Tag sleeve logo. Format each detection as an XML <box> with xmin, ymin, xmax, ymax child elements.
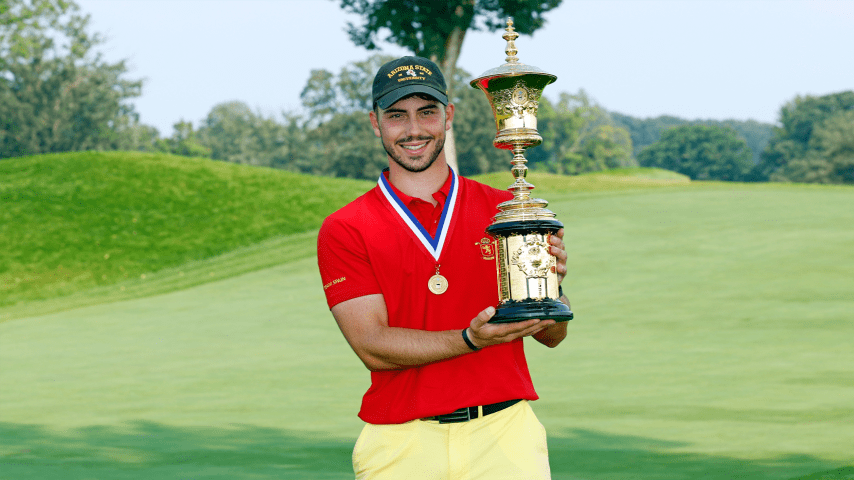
<box><xmin>323</xmin><ymin>276</ymin><xmax>346</xmax><ymax>290</ymax></box>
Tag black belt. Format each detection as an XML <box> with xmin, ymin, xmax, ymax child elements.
<box><xmin>421</xmin><ymin>399</ymin><xmax>522</xmax><ymax>424</ymax></box>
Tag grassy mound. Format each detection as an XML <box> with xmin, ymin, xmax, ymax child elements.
<box><xmin>0</xmin><ymin>151</ymin><xmax>371</xmax><ymax>309</ymax></box>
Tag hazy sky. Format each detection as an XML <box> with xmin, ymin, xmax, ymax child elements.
<box><xmin>78</xmin><ymin>0</ymin><xmax>854</xmax><ymax>135</ymax></box>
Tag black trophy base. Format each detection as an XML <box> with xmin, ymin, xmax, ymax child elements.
<box><xmin>489</xmin><ymin>298</ymin><xmax>574</xmax><ymax>324</ymax></box>
<box><xmin>486</xmin><ymin>219</ymin><xmax>564</xmax><ymax>237</ymax></box>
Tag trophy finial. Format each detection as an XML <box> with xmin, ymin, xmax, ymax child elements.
<box><xmin>503</xmin><ymin>18</ymin><xmax>519</xmax><ymax>64</ymax></box>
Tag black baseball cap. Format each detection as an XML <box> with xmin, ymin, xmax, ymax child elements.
<box><xmin>372</xmin><ymin>56</ymin><xmax>448</xmax><ymax>110</ymax></box>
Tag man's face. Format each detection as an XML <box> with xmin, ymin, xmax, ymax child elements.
<box><xmin>370</xmin><ymin>95</ymin><xmax>455</xmax><ymax>173</ymax></box>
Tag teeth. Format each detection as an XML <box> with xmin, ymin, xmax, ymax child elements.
<box><xmin>402</xmin><ymin>142</ymin><xmax>427</xmax><ymax>151</ymax></box>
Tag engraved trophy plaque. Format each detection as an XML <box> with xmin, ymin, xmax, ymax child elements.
<box><xmin>471</xmin><ymin>19</ymin><xmax>573</xmax><ymax>324</ymax></box>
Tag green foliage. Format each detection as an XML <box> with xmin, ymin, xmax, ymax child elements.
<box><xmin>611</xmin><ymin>112</ymin><xmax>774</xmax><ymax>165</ymax></box>
<box><xmin>155</xmin><ymin>120</ymin><xmax>211</xmax><ymax>158</ymax></box>
<box><xmin>529</xmin><ymin>90</ymin><xmax>636</xmax><ymax>175</ymax></box>
<box><xmin>185</xmin><ymin>101</ymin><xmax>310</xmax><ymax>171</ymax></box>
<box><xmin>576</xmin><ymin>124</ymin><xmax>634</xmax><ymax>170</ymax></box>
<box><xmin>300</xmin><ymin>54</ymin><xmax>393</xmax><ymax>124</ymax></box>
<box><xmin>0</xmin><ymin>151</ymin><xmax>371</xmax><ymax>308</ymax></box>
<box><xmin>304</xmin><ymin>111</ymin><xmax>388</xmax><ymax>179</ymax></box>
<box><xmin>0</xmin><ymin>0</ymin><xmax>143</xmax><ymax>158</ymax></box>
<box><xmin>112</xmin><ymin>118</ymin><xmax>161</xmax><ymax>152</ymax></box>
<box><xmin>757</xmin><ymin>91</ymin><xmax>854</xmax><ymax>183</ymax></box>
<box><xmin>637</xmin><ymin>125</ymin><xmax>753</xmax><ymax>181</ymax></box>
<box><xmin>340</xmin><ymin>0</ymin><xmax>562</xmax><ymax>65</ymax></box>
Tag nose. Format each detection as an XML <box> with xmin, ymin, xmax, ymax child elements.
<box><xmin>404</xmin><ymin>114</ymin><xmax>425</xmax><ymax>138</ymax></box>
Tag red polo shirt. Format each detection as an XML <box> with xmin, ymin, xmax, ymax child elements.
<box><xmin>317</xmin><ymin>167</ymin><xmax>537</xmax><ymax>425</ymax></box>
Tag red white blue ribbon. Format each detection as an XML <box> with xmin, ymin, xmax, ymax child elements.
<box><xmin>377</xmin><ymin>168</ymin><xmax>458</xmax><ymax>262</ymax></box>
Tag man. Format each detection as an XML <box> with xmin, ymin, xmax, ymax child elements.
<box><xmin>317</xmin><ymin>56</ymin><xmax>571</xmax><ymax>480</ymax></box>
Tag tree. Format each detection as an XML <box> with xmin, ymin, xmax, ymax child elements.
<box><xmin>0</xmin><ymin>0</ymin><xmax>143</xmax><ymax>158</ymax></box>
<box><xmin>611</xmin><ymin>112</ymin><xmax>774</xmax><ymax>165</ymax></box>
<box><xmin>155</xmin><ymin>121</ymin><xmax>211</xmax><ymax>158</ymax></box>
<box><xmin>305</xmin><ymin>111</ymin><xmax>388</xmax><ymax>178</ymax></box>
<box><xmin>300</xmin><ymin>54</ymin><xmax>394</xmax><ymax>126</ymax></box>
<box><xmin>198</xmin><ymin>101</ymin><xmax>260</xmax><ymax>164</ymax></box>
<box><xmin>577</xmin><ymin>124</ymin><xmax>634</xmax><ymax>170</ymax></box>
<box><xmin>772</xmin><ymin>110</ymin><xmax>854</xmax><ymax>184</ymax></box>
<box><xmin>193</xmin><ymin>101</ymin><xmax>311</xmax><ymax>171</ymax></box>
<box><xmin>528</xmin><ymin>90</ymin><xmax>635</xmax><ymax>175</ymax></box>
<box><xmin>637</xmin><ymin>125</ymin><xmax>753</xmax><ymax>181</ymax></box>
<box><xmin>754</xmin><ymin>91</ymin><xmax>854</xmax><ymax>181</ymax></box>
<box><xmin>339</xmin><ymin>0</ymin><xmax>563</xmax><ymax>169</ymax></box>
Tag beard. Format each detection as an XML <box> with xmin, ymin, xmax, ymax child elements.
<box><xmin>381</xmin><ymin>134</ymin><xmax>446</xmax><ymax>173</ymax></box>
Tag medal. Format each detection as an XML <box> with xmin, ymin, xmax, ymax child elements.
<box><xmin>428</xmin><ymin>265</ymin><xmax>448</xmax><ymax>295</ymax></box>
<box><xmin>376</xmin><ymin>170</ymin><xmax>458</xmax><ymax>296</ymax></box>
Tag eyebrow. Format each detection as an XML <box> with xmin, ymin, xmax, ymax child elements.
<box><xmin>383</xmin><ymin>104</ymin><xmax>440</xmax><ymax>115</ymax></box>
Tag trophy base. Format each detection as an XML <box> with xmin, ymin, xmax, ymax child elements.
<box><xmin>489</xmin><ymin>298</ymin><xmax>573</xmax><ymax>324</ymax></box>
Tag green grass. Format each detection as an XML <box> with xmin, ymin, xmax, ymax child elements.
<box><xmin>2</xmin><ymin>155</ymin><xmax>853</xmax><ymax>478</ymax></box>
<box><xmin>0</xmin><ymin>151</ymin><xmax>371</xmax><ymax>309</ymax></box>
<box><xmin>0</xmin><ymin>230</ymin><xmax>318</xmax><ymax>322</ymax></box>
<box><xmin>474</xmin><ymin>166</ymin><xmax>691</xmax><ymax>195</ymax></box>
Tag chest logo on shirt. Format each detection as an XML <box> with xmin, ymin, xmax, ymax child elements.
<box><xmin>476</xmin><ymin>237</ymin><xmax>496</xmax><ymax>260</ymax></box>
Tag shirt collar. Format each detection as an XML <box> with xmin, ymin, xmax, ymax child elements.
<box><xmin>381</xmin><ymin>167</ymin><xmax>452</xmax><ymax>207</ymax></box>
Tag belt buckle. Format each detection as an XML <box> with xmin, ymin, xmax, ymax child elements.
<box><xmin>437</xmin><ymin>406</ymin><xmax>476</xmax><ymax>424</ymax></box>
<box><xmin>464</xmin><ymin>406</ymin><xmax>474</xmax><ymax>422</ymax></box>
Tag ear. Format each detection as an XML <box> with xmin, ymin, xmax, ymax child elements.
<box><xmin>444</xmin><ymin>103</ymin><xmax>455</xmax><ymax>131</ymax></box>
<box><xmin>369</xmin><ymin>110</ymin><xmax>382</xmax><ymax>138</ymax></box>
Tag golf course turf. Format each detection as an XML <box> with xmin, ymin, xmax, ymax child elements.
<box><xmin>1</xmin><ymin>153</ymin><xmax>852</xmax><ymax>479</ymax></box>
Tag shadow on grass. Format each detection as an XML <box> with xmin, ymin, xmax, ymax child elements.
<box><xmin>546</xmin><ymin>428</ymin><xmax>851</xmax><ymax>480</ymax></box>
<box><xmin>0</xmin><ymin>421</ymin><xmax>353</xmax><ymax>480</ymax></box>
<box><xmin>1</xmin><ymin>422</ymin><xmax>850</xmax><ymax>479</ymax></box>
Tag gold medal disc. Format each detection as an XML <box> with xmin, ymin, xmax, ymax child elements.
<box><xmin>428</xmin><ymin>274</ymin><xmax>449</xmax><ymax>295</ymax></box>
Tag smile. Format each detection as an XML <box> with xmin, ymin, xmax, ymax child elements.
<box><xmin>401</xmin><ymin>142</ymin><xmax>428</xmax><ymax>151</ymax></box>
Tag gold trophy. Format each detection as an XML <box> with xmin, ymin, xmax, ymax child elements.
<box><xmin>471</xmin><ymin>19</ymin><xmax>573</xmax><ymax>324</ymax></box>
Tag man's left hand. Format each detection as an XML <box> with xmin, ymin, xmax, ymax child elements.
<box><xmin>532</xmin><ymin>228</ymin><xmax>570</xmax><ymax>348</ymax></box>
<box><xmin>549</xmin><ymin>228</ymin><xmax>568</xmax><ymax>285</ymax></box>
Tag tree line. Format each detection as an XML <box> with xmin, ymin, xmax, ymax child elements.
<box><xmin>2</xmin><ymin>0</ymin><xmax>852</xmax><ymax>184</ymax></box>
<box><xmin>147</xmin><ymin>54</ymin><xmax>641</xmax><ymax>179</ymax></box>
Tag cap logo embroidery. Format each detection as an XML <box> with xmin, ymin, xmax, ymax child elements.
<box><xmin>373</xmin><ymin>57</ymin><xmax>447</xmax><ymax>108</ymax></box>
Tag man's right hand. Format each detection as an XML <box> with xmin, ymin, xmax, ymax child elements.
<box><xmin>466</xmin><ymin>306</ymin><xmax>555</xmax><ymax>349</ymax></box>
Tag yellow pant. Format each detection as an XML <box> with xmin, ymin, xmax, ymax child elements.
<box><xmin>352</xmin><ymin>400</ymin><xmax>550</xmax><ymax>480</ymax></box>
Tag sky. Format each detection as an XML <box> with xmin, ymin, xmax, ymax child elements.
<box><xmin>77</xmin><ymin>0</ymin><xmax>854</xmax><ymax>135</ymax></box>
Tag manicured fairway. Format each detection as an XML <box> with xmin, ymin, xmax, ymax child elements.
<box><xmin>2</xmin><ymin>182</ymin><xmax>853</xmax><ymax>479</ymax></box>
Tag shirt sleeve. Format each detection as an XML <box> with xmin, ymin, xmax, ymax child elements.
<box><xmin>317</xmin><ymin>215</ymin><xmax>382</xmax><ymax>309</ymax></box>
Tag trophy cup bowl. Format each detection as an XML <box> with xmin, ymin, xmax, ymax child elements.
<box><xmin>471</xmin><ymin>19</ymin><xmax>573</xmax><ymax>324</ymax></box>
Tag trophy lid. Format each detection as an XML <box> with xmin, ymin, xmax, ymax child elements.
<box><xmin>471</xmin><ymin>18</ymin><xmax>557</xmax><ymax>89</ymax></box>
